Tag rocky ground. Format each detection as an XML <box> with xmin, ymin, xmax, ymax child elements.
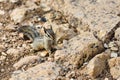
<box><xmin>0</xmin><ymin>0</ymin><xmax>120</xmax><ymax>80</ymax></box>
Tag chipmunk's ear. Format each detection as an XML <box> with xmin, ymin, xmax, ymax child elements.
<box><xmin>43</xmin><ymin>27</ymin><xmax>47</xmax><ymax>33</ymax></box>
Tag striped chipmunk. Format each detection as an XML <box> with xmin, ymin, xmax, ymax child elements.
<box><xmin>18</xmin><ymin>25</ymin><xmax>56</xmax><ymax>54</ymax></box>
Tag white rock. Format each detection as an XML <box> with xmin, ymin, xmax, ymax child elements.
<box><xmin>1</xmin><ymin>52</ymin><xmax>7</xmax><ymax>56</ymax></box>
<box><xmin>10</xmin><ymin>7</ymin><xmax>27</xmax><ymax>23</ymax></box>
<box><xmin>10</xmin><ymin>0</ymin><xmax>19</xmax><ymax>3</ymax></box>
<box><xmin>39</xmin><ymin>51</ymin><xmax>48</xmax><ymax>57</ymax></box>
<box><xmin>0</xmin><ymin>10</ymin><xmax>5</xmax><ymax>15</ymax></box>
<box><xmin>1</xmin><ymin>68</ymin><xmax>5</xmax><ymax>72</ymax></box>
<box><xmin>0</xmin><ymin>0</ymin><xmax>7</xmax><ymax>2</ymax></box>
<box><xmin>104</xmin><ymin>78</ymin><xmax>109</xmax><ymax>80</ymax></box>
<box><xmin>40</xmin><ymin>3</ymin><xmax>51</xmax><ymax>11</ymax></box>
<box><xmin>10</xmin><ymin>62</ymin><xmax>61</xmax><ymax>80</ymax></box>
<box><xmin>104</xmin><ymin>43</ymin><xmax>108</xmax><ymax>48</ymax></box>
<box><xmin>111</xmin><ymin>52</ymin><xmax>118</xmax><ymax>58</ymax></box>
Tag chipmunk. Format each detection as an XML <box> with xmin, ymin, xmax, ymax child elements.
<box><xmin>18</xmin><ymin>25</ymin><xmax>56</xmax><ymax>54</ymax></box>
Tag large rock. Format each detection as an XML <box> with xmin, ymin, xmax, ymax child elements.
<box><xmin>10</xmin><ymin>62</ymin><xmax>61</xmax><ymax>80</ymax></box>
<box><xmin>54</xmin><ymin>32</ymin><xmax>104</xmax><ymax>68</ymax></box>
<box><xmin>108</xmin><ymin>57</ymin><xmax>120</xmax><ymax>79</ymax></box>
<box><xmin>52</xmin><ymin>0</ymin><xmax>120</xmax><ymax>39</ymax></box>
<box><xmin>80</xmin><ymin>53</ymin><xmax>110</xmax><ymax>78</ymax></box>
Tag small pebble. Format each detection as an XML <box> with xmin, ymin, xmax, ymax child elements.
<box><xmin>0</xmin><ymin>10</ymin><xmax>5</xmax><ymax>15</ymax></box>
<box><xmin>104</xmin><ymin>78</ymin><xmax>109</xmax><ymax>80</ymax></box>
<box><xmin>12</xmin><ymin>70</ymin><xmax>22</xmax><ymax>75</ymax></box>
<box><xmin>39</xmin><ymin>51</ymin><xmax>48</xmax><ymax>57</ymax></box>
<box><xmin>108</xmin><ymin>42</ymin><xmax>115</xmax><ymax>48</ymax></box>
<box><xmin>70</xmin><ymin>78</ymin><xmax>75</xmax><ymax>80</ymax></box>
<box><xmin>110</xmin><ymin>47</ymin><xmax>118</xmax><ymax>51</ymax></box>
<box><xmin>1</xmin><ymin>52</ymin><xmax>7</xmax><ymax>56</ymax></box>
<box><xmin>10</xmin><ymin>0</ymin><xmax>19</xmax><ymax>3</ymax></box>
<box><xmin>1</xmin><ymin>68</ymin><xmax>5</xmax><ymax>72</ymax></box>
<box><xmin>104</xmin><ymin>43</ymin><xmax>108</xmax><ymax>48</ymax></box>
<box><xmin>0</xmin><ymin>56</ymin><xmax>6</xmax><ymax>60</ymax></box>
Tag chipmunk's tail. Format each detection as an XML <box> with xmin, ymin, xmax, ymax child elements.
<box><xmin>18</xmin><ymin>25</ymin><xmax>40</xmax><ymax>41</ymax></box>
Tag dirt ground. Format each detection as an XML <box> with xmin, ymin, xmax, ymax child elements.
<box><xmin>0</xmin><ymin>0</ymin><xmax>120</xmax><ymax>80</ymax></box>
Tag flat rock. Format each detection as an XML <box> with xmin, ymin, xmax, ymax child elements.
<box><xmin>10</xmin><ymin>62</ymin><xmax>61</xmax><ymax>80</ymax></box>
<box><xmin>108</xmin><ymin>57</ymin><xmax>120</xmax><ymax>79</ymax></box>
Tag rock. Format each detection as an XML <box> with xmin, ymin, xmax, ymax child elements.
<box><xmin>54</xmin><ymin>32</ymin><xmax>104</xmax><ymax>68</ymax></box>
<box><xmin>104</xmin><ymin>78</ymin><xmax>109</xmax><ymax>80</ymax></box>
<box><xmin>52</xmin><ymin>0</ymin><xmax>120</xmax><ymax>40</ymax></box>
<box><xmin>0</xmin><ymin>0</ymin><xmax>7</xmax><ymax>2</ymax></box>
<box><xmin>0</xmin><ymin>10</ymin><xmax>5</xmax><ymax>15</ymax></box>
<box><xmin>108</xmin><ymin>57</ymin><xmax>120</xmax><ymax>79</ymax></box>
<box><xmin>80</xmin><ymin>53</ymin><xmax>110</xmax><ymax>78</ymax></box>
<box><xmin>13</xmin><ymin>56</ymin><xmax>40</xmax><ymax>70</ymax></box>
<box><xmin>38</xmin><ymin>51</ymin><xmax>48</xmax><ymax>57</ymax></box>
<box><xmin>5</xmin><ymin>24</ymin><xmax>16</xmax><ymax>31</ymax></box>
<box><xmin>10</xmin><ymin>7</ymin><xmax>27</xmax><ymax>23</ymax></box>
<box><xmin>10</xmin><ymin>62</ymin><xmax>61</xmax><ymax>80</ymax></box>
<box><xmin>1</xmin><ymin>52</ymin><xmax>7</xmax><ymax>56</ymax></box>
<box><xmin>40</xmin><ymin>0</ymin><xmax>51</xmax><ymax>12</ymax></box>
<box><xmin>1</xmin><ymin>68</ymin><xmax>5</xmax><ymax>72</ymax></box>
<box><xmin>117</xmin><ymin>77</ymin><xmax>120</xmax><ymax>80</ymax></box>
<box><xmin>110</xmin><ymin>52</ymin><xmax>118</xmax><ymax>58</ymax></box>
<box><xmin>104</xmin><ymin>43</ymin><xmax>109</xmax><ymax>48</ymax></box>
<box><xmin>108</xmin><ymin>41</ymin><xmax>118</xmax><ymax>51</ymax></box>
<box><xmin>0</xmin><ymin>55</ymin><xmax>6</xmax><ymax>61</ymax></box>
<box><xmin>1</xmin><ymin>35</ymin><xmax>7</xmax><ymax>41</ymax></box>
<box><xmin>10</xmin><ymin>0</ymin><xmax>19</xmax><ymax>3</ymax></box>
<box><xmin>55</xmin><ymin>24</ymin><xmax>77</xmax><ymax>43</ymax></box>
<box><xmin>110</xmin><ymin>47</ymin><xmax>118</xmax><ymax>51</ymax></box>
<box><xmin>6</xmin><ymin>48</ymin><xmax>25</xmax><ymax>58</ymax></box>
<box><xmin>54</xmin><ymin>50</ymin><xmax>66</xmax><ymax>61</ymax></box>
<box><xmin>25</xmin><ymin>0</ymin><xmax>38</xmax><ymax>10</ymax></box>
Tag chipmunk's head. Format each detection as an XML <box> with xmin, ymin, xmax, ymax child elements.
<box><xmin>43</xmin><ymin>25</ymin><xmax>55</xmax><ymax>40</ymax></box>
